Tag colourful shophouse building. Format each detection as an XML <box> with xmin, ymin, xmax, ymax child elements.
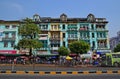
<box><xmin>0</xmin><ymin>20</ymin><xmax>19</xmax><ymax>55</ymax></box>
<box><xmin>0</xmin><ymin>13</ymin><xmax>111</xmax><ymax>56</ymax></box>
<box><xmin>33</xmin><ymin>13</ymin><xmax>111</xmax><ymax>55</ymax></box>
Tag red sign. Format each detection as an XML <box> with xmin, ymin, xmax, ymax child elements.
<box><xmin>0</xmin><ymin>50</ymin><xmax>17</xmax><ymax>54</ymax></box>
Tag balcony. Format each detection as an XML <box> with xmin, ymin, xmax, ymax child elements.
<box><xmin>52</xmin><ymin>47</ymin><xmax>58</xmax><ymax>50</ymax></box>
<box><xmin>3</xmin><ymin>29</ymin><xmax>17</xmax><ymax>32</ymax></box>
<box><xmin>41</xmin><ymin>29</ymin><xmax>48</xmax><ymax>31</ymax></box>
<box><xmin>68</xmin><ymin>37</ymin><xmax>78</xmax><ymax>40</ymax></box>
<box><xmin>50</xmin><ymin>37</ymin><xmax>60</xmax><ymax>40</ymax></box>
<box><xmin>50</xmin><ymin>29</ymin><xmax>60</xmax><ymax>31</ymax></box>
<box><xmin>38</xmin><ymin>34</ymin><xmax>48</xmax><ymax>40</ymax></box>
<box><xmin>96</xmin><ymin>29</ymin><xmax>108</xmax><ymax>32</ymax></box>
<box><xmin>39</xmin><ymin>48</ymin><xmax>48</xmax><ymax>50</ymax></box>
<box><xmin>39</xmin><ymin>37</ymin><xmax>48</xmax><ymax>40</ymax></box>
<box><xmin>2</xmin><ymin>37</ymin><xmax>16</xmax><ymax>41</ymax></box>
<box><xmin>97</xmin><ymin>37</ymin><xmax>107</xmax><ymax>40</ymax></box>
<box><xmin>67</xmin><ymin>29</ymin><xmax>77</xmax><ymax>31</ymax></box>
<box><xmin>80</xmin><ymin>37</ymin><xmax>90</xmax><ymax>40</ymax></box>
<box><xmin>97</xmin><ymin>47</ymin><xmax>108</xmax><ymax>50</ymax></box>
<box><xmin>50</xmin><ymin>41</ymin><xmax>60</xmax><ymax>44</ymax></box>
<box><xmin>79</xmin><ymin>28</ymin><xmax>89</xmax><ymax>31</ymax></box>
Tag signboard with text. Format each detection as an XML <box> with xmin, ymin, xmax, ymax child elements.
<box><xmin>0</xmin><ymin>50</ymin><xmax>17</xmax><ymax>54</ymax></box>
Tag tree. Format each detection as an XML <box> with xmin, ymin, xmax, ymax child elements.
<box><xmin>58</xmin><ymin>46</ymin><xmax>70</xmax><ymax>56</ymax></box>
<box><xmin>15</xmin><ymin>18</ymin><xmax>42</xmax><ymax>56</ymax></box>
<box><xmin>69</xmin><ymin>40</ymin><xmax>90</xmax><ymax>55</ymax></box>
<box><xmin>114</xmin><ymin>43</ymin><xmax>120</xmax><ymax>52</ymax></box>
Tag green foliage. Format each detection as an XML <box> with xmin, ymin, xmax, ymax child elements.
<box><xmin>69</xmin><ymin>40</ymin><xmax>90</xmax><ymax>55</ymax></box>
<box><xmin>114</xmin><ymin>43</ymin><xmax>120</xmax><ymax>52</ymax></box>
<box><xmin>18</xmin><ymin>18</ymin><xmax>40</xmax><ymax>37</ymax></box>
<box><xmin>17</xmin><ymin>39</ymin><xmax>42</xmax><ymax>49</ymax></box>
<box><xmin>15</xmin><ymin>18</ymin><xmax>42</xmax><ymax>56</ymax></box>
<box><xmin>58</xmin><ymin>46</ymin><xmax>70</xmax><ymax>56</ymax></box>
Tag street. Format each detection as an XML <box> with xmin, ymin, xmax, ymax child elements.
<box><xmin>0</xmin><ymin>74</ymin><xmax>120</xmax><ymax>79</ymax></box>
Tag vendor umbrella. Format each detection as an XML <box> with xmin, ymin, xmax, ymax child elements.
<box><xmin>66</xmin><ymin>56</ymin><xmax>72</xmax><ymax>60</ymax></box>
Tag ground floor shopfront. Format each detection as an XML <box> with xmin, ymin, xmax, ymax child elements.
<box><xmin>0</xmin><ymin>50</ymin><xmax>59</xmax><ymax>64</ymax></box>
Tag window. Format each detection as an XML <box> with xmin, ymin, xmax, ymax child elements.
<box><xmin>92</xmin><ymin>41</ymin><xmax>95</xmax><ymax>48</ymax></box>
<box><xmin>63</xmin><ymin>33</ymin><xmax>65</xmax><ymax>38</ymax></box>
<box><xmin>5</xmin><ymin>33</ymin><xmax>9</xmax><ymax>38</ymax></box>
<box><xmin>46</xmin><ymin>25</ymin><xmax>48</xmax><ymax>29</ymax></box>
<box><xmin>5</xmin><ymin>25</ymin><xmax>9</xmax><ymax>29</ymax></box>
<box><xmin>51</xmin><ymin>25</ymin><xmax>53</xmax><ymax>30</ymax></box>
<box><xmin>91</xmin><ymin>24</ymin><xmax>94</xmax><ymax>30</ymax></box>
<box><xmin>68</xmin><ymin>34</ymin><xmax>70</xmax><ymax>38</ymax></box>
<box><xmin>12</xmin><ymin>33</ymin><xmax>16</xmax><ymax>38</ymax></box>
<box><xmin>92</xmin><ymin>33</ymin><xmax>94</xmax><ymax>38</ymax></box>
<box><xmin>54</xmin><ymin>25</ymin><xmax>57</xmax><ymax>30</ymax></box>
<box><xmin>12</xmin><ymin>25</ymin><xmax>16</xmax><ymax>28</ymax></box>
<box><xmin>63</xmin><ymin>42</ymin><xmax>65</xmax><ymax>47</ymax></box>
<box><xmin>0</xmin><ymin>32</ymin><xmax>3</xmax><ymax>36</ymax></box>
<box><xmin>62</xmin><ymin>24</ymin><xmax>65</xmax><ymax>29</ymax></box>
<box><xmin>4</xmin><ymin>42</ymin><xmax>8</xmax><ymax>47</ymax></box>
<box><xmin>11</xmin><ymin>42</ymin><xmax>15</xmax><ymax>47</ymax></box>
<box><xmin>112</xmin><ymin>54</ymin><xmax>120</xmax><ymax>58</ymax></box>
<box><xmin>100</xmin><ymin>33</ymin><xmax>102</xmax><ymax>38</ymax></box>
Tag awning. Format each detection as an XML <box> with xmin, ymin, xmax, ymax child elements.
<box><xmin>0</xmin><ymin>53</ymin><xmax>26</xmax><ymax>57</ymax></box>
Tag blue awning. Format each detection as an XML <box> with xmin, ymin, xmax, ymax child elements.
<box><xmin>96</xmin><ymin>52</ymin><xmax>102</xmax><ymax>55</ymax></box>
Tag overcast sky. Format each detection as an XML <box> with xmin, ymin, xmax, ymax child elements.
<box><xmin>0</xmin><ymin>0</ymin><xmax>120</xmax><ymax>38</ymax></box>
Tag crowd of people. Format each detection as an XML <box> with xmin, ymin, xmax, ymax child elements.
<box><xmin>0</xmin><ymin>55</ymin><xmax>101</xmax><ymax>66</ymax></box>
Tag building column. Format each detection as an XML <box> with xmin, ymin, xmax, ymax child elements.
<box><xmin>60</xmin><ymin>32</ymin><xmax>63</xmax><ymax>46</ymax></box>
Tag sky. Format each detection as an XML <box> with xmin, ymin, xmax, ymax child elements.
<box><xmin>0</xmin><ymin>0</ymin><xmax>120</xmax><ymax>38</ymax></box>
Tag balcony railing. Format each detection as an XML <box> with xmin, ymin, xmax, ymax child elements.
<box><xmin>40</xmin><ymin>29</ymin><xmax>48</xmax><ymax>31</ymax></box>
<box><xmin>39</xmin><ymin>37</ymin><xmax>48</xmax><ymax>40</ymax></box>
<box><xmin>67</xmin><ymin>29</ymin><xmax>77</xmax><ymax>31</ymax></box>
<box><xmin>96</xmin><ymin>29</ymin><xmax>108</xmax><ymax>31</ymax></box>
<box><xmin>50</xmin><ymin>29</ymin><xmax>60</xmax><ymax>31</ymax></box>
<box><xmin>97</xmin><ymin>47</ymin><xmax>108</xmax><ymax>49</ymax></box>
<box><xmin>50</xmin><ymin>37</ymin><xmax>60</xmax><ymax>40</ymax></box>
<box><xmin>97</xmin><ymin>37</ymin><xmax>107</xmax><ymax>40</ymax></box>
<box><xmin>80</xmin><ymin>37</ymin><xmax>90</xmax><ymax>40</ymax></box>
<box><xmin>52</xmin><ymin>47</ymin><xmax>58</xmax><ymax>50</ymax></box>
<box><xmin>3</xmin><ymin>29</ymin><xmax>17</xmax><ymax>32</ymax></box>
<box><xmin>68</xmin><ymin>37</ymin><xmax>78</xmax><ymax>40</ymax></box>
<box><xmin>39</xmin><ymin>48</ymin><xmax>48</xmax><ymax>50</ymax></box>
<box><xmin>79</xmin><ymin>28</ymin><xmax>89</xmax><ymax>31</ymax></box>
<box><xmin>50</xmin><ymin>41</ymin><xmax>60</xmax><ymax>44</ymax></box>
<box><xmin>2</xmin><ymin>37</ymin><xmax>16</xmax><ymax>41</ymax></box>
<box><xmin>38</xmin><ymin>47</ymin><xmax>59</xmax><ymax>50</ymax></box>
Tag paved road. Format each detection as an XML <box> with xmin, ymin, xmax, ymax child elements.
<box><xmin>0</xmin><ymin>74</ymin><xmax>120</xmax><ymax>79</ymax></box>
<box><xmin>0</xmin><ymin>64</ymin><xmax>120</xmax><ymax>71</ymax></box>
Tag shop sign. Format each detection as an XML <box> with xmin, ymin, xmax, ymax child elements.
<box><xmin>37</xmin><ymin>51</ymin><xmax>48</xmax><ymax>55</ymax></box>
<box><xmin>0</xmin><ymin>50</ymin><xmax>17</xmax><ymax>54</ymax></box>
<box><xmin>97</xmin><ymin>50</ymin><xmax>111</xmax><ymax>53</ymax></box>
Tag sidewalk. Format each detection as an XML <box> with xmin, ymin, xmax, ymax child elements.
<box><xmin>0</xmin><ymin>63</ymin><xmax>94</xmax><ymax>68</ymax></box>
